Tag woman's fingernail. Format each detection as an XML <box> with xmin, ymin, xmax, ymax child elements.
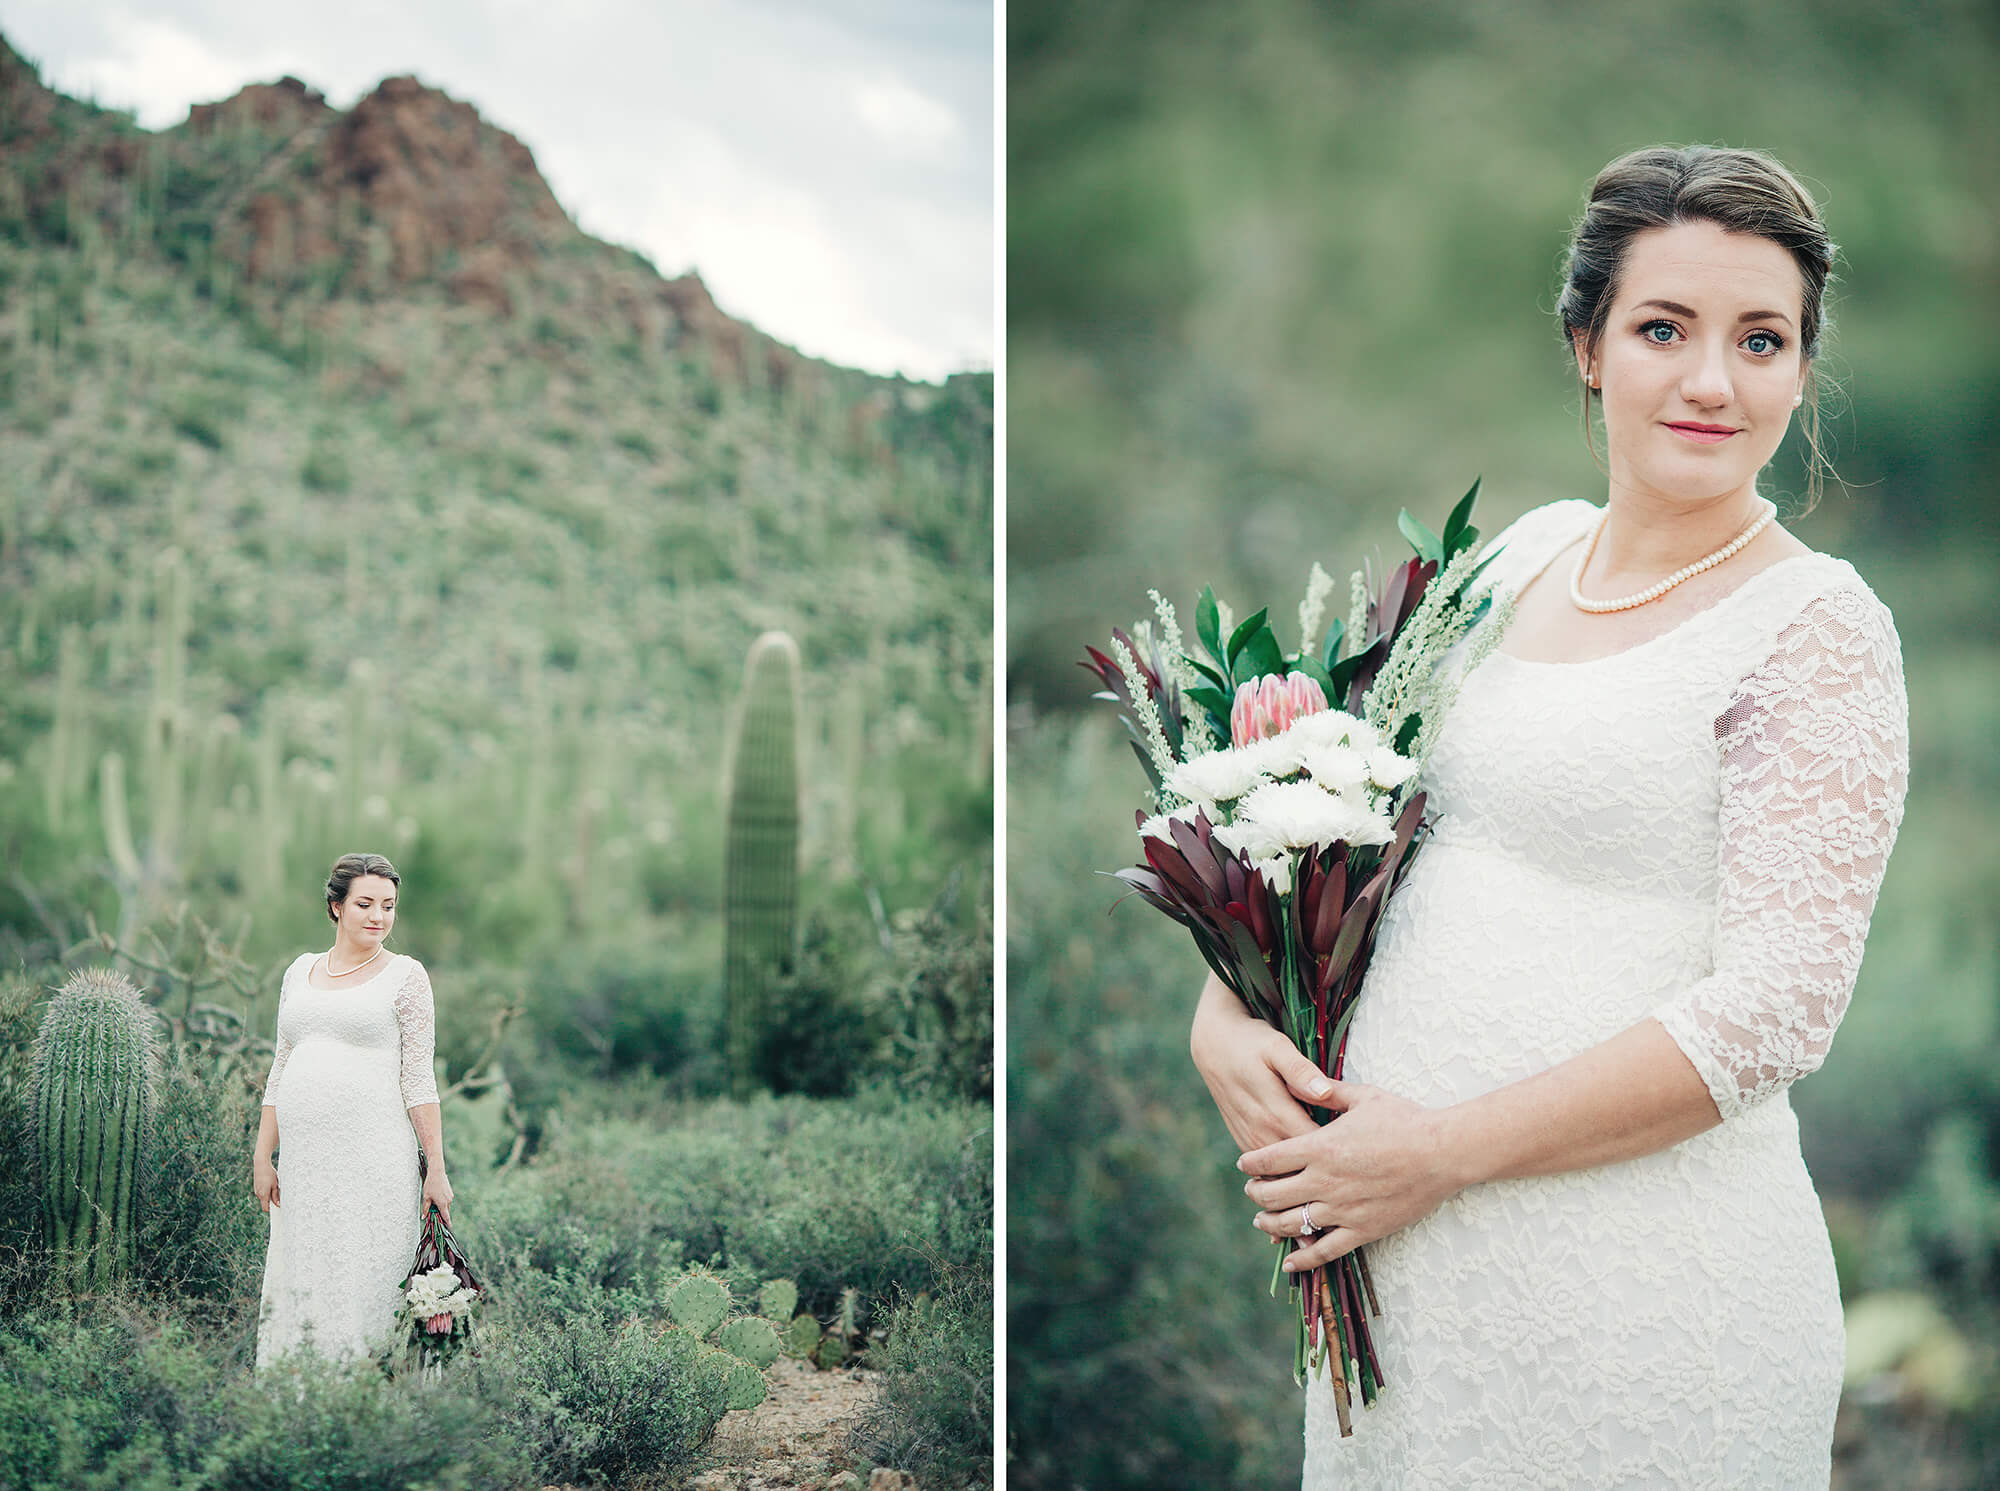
<box><xmin>1311</xmin><ymin>1077</ymin><xmax>1335</xmax><ymax>1097</ymax></box>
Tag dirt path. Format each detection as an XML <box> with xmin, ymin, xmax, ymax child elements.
<box><xmin>686</xmin><ymin>1357</ymin><xmax>909</xmax><ymax>1491</ymax></box>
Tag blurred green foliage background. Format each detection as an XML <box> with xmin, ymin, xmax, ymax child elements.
<box><xmin>1006</xmin><ymin>2</ymin><xmax>2000</xmax><ymax>1486</ymax></box>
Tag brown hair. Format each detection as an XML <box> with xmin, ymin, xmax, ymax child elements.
<box><xmin>1556</xmin><ymin>144</ymin><xmax>1839</xmax><ymax>513</ymax></box>
<box><xmin>325</xmin><ymin>852</ymin><xmax>399</xmax><ymax>925</ymax></box>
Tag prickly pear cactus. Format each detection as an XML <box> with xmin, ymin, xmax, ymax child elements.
<box><xmin>722</xmin><ymin>630</ymin><xmax>802</xmax><ymax>1098</ymax></box>
<box><xmin>31</xmin><ymin>967</ymin><xmax>161</xmax><ymax>1291</ymax></box>
<box><xmin>759</xmin><ymin>1277</ymin><xmax>799</xmax><ymax>1323</ymax></box>
<box><xmin>722</xmin><ymin>1354</ymin><xmax>767</xmax><ymax>1411</ymax></box>
<box><xmin>719</xmin><ymin>1316</ymin><xmax>781</xmax><ymax>1368</ymax></box>
<box><xmin>813</xmin><ymin>1333</ymin><xmax>848</xmax><ymax>1370</ymax></box>
<box><xmin>666</xmin><ymin>1270</ymin><xmax>731</xmax><ymax>1338</ymax></box>
<box><xmin>784</xmin><ymin>1312</ymin><xmax>822</xmax><ymax>1358</ymax></box>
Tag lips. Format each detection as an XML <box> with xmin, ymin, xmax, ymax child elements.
<box><xmin>1665</xmin><ymin>422</ymin><xmax>1738</xmax><ymax>445</ymax></box>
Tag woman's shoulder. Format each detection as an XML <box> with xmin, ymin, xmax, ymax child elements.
<box><xmin>1474</xmin><ymin>498</ymin><xmax>1599</xmax><ymax>588</ymax></box>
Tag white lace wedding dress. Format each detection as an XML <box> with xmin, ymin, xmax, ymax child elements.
<box><xmin>1303</xmin><ymin>499</ymin><xmax>1910</xmax><ymax>1488</ymax></box>
<box><xmin>255</xmin><ymin>951</ymin><xmax>440</xmax><ymax>1369</ymax></box>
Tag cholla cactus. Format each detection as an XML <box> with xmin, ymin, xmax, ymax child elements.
<box><xmin>32</xmin><ymin>967</ymin><xmax>161</xmax><ymax>1291</ymax></box>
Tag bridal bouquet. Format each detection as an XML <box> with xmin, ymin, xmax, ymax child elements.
<box><xmin>1082</xmin><ymin>481</ymin><xmax>1512</xmax><ymax>1435</ymax></box>
<box><xmin>389</xmin><ymin>1204</ymin><xmax>485</xmax><ymax>1378</ymax></box>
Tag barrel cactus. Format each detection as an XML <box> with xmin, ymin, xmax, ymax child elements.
<box><xmin>31</xmin><ymin>967</ymin><xmax>161</xmax><ymax>1291</ymax></box>
<box><xmin>719</xmin><ymin>1315</ymin><xmax>781</xmax><ymax>1368</ymax></box>
<box><xmin>722</xmin><ymin>630</ymin><xmax>802</xmax><ymax>1098</ymax></box>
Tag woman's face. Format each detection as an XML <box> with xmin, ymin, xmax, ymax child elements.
<box><xmin>332</xmin><ymin>874</ymin><xmax>397</xmax><ymax>949</ymax></box>
<box><xmin>1576</xmin><ymin>219</ymin><xmax>1807</xmax><ymax>509</ymax></box>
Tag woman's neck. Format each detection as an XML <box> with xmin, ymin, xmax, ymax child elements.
<box><xmin>327</xmin><ymin>938</ymin><xmax>387</xmax><ymax>973</ymax></box>
<box><xmin>1589</xmin><ymin>484</ymin><xmax>1767</xmax><ymax>585</ymax></box>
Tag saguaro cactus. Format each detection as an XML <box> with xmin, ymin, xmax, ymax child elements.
<box><xmin>31</xmin><ymin>967</ymin><xmax>161</xmax><ymax>1291</ymax></box>
<box><xmin>723</xmin><ymin>630</ymin><xmax>802</xmax><ymax>1097</ymax></box>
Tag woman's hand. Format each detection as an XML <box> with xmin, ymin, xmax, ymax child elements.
<box><xmin>422</xmin><ymin>1166</ymin><xmax>454</xmax><ymax>1225</ymax></box>
<box><xmin>253</xmin><ymin>1153</ymin><xmax>280</xmax><ymax>1212</ymax></box>
<box><xmin>1239</xmin><ymin>1078</ymin><xmax>1464</xmax><ymax>1269</ymax></box>
<box><xmin>1191</xmin><ymin>973</ymin><xmax>1338</xmax><ymax>1154</ymax></box>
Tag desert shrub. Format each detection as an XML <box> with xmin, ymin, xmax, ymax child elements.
<box><xmin>518</xmin><ymin>940</ymin><xmax>723</xmax><ymax>1090</ymax></box>
<box><xmin>883</xmin><ymin>889</ymin><xmax>993</xmax><ymax>1103</ymax></box>
<box><xmin>136</xmin><ymin>1047</ymin><xmax>265</xmax><ymax>1309</ymax></box>
<box><xmin>546</xmin><ymin>1093</ymin><xmax>993</xmax><ymax>1317</ymax></box>
<box><xmin>463</xmin><ymin>1163</ymin><xmax>683</xmax><ymax>1328</ymax></box>
<box><xmin>853</xmin><ymin>1256</ymin><xmax>994</xmax><ymax>1490</ymax></box>
<box><xmin>754</xmin><ymin>912</ymin><xmax>888</xmax><ymax>1098</ymax></box>
<box><xmin>478</xmin><ymin>1312</ymin><xmax>728</xmax><ymax>1488</ymax></box>
<box><xmin>0</xmin><ymin>1299</ymin><xmax>517</xmax><ymax>1491</ymax></box>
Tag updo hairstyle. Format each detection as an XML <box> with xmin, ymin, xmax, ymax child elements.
<box><xmin>325</xmin><ymin>852</ymin><xmax>399</xmax><ymax>925</ymax></box>
<box><xmin>1556</xmin><ymin>144</ymin><xmax>1839</xmax><ymax>513</ymax></box>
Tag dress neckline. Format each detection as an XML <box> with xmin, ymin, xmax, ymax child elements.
<box><xmin>301</xmin><ymin>950</ymin><xmax>402</xmax><ymax>992</ymax></box>
<box><xmin>1490</xmin><ymin>505</ymin><xmax>1830</xmax><ymax>671</ymax></box>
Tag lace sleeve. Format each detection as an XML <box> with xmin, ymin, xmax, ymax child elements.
<box><xmin>261</xmin><ymin>959</ymin><xmax>297</xmax><ymax>1107</ymax></box>
<box><xmin>1650</xmin><ymin>587</ymin><xmax>1910</xmax><ymax>1121</ymax></box>
<box><xmin>395</xmin><ymin>958</ymin><xmax>442</xmax><ymax>1109</ymax></box>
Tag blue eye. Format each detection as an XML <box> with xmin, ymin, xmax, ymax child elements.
<box><xmin>1743</xmin><ymin>330</ymin><xmax>1784</xmax><ymax>355</ymax></box>
<box><xmin>1641</xmin><ymin>321</ymin><xmax>1677</xmax><ymax>344</ymax></box>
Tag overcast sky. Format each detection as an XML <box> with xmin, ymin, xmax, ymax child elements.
<box><xmin>0</xmin><ymin>0</ymin><xmax>993</xmax><ymax>381</ymax></box>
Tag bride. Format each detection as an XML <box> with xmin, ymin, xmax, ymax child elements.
<box><xmin>251</xmin><ymin>851</ymin><xmax>452</xmax><ymax>1368</ymax></box>
<box><xmin>1191</xmin><ymin>145</ymin><xmax>1910</xmax><ymax>1487</ymax></box>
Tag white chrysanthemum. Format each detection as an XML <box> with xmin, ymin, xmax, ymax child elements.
<box><xmin>1167</xmin><ymin>744</ymin><xmax>1271</xmax><ymax>807</ymax></box>
<box><xmin>1210</xmin><ymin>816</ymin><xmax>1286</xmax><ymax>863</ymax></box>
<box><xmin>1138</xmin><ymin>800</ymin><xmax>1202</xmax><ymax>842</ymax></box>
<box><xmin>1364</xmin><ymin>745</ymin><xmax>1418</xmax><ymax>791</ymax></box>
<box><xmin>1291</xmin><ymin>739</ymin><xmax>1372</xmax><ymax>796</ymax></box>
<box><xmin>1253</xmin><ymin>853</ymin><xmax>1295</xmax><ymax>895</ymax></box>
<box><xmin>1289</xmin><ymin>708</ymin><xmax>1378</xmax><ymax>750</ymax></box>
<box><xmin>1234</xmin><ymin>779</ymin><xmax>1396</xmax><ymax>850</ymax></box>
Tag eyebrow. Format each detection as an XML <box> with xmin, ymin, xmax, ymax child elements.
<box><xmin>1635</xmin><ymin>298</ymin><xmax>1795</xmax><ymax>328</ymax></box>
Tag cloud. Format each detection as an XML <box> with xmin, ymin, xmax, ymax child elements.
<box><xmin>0</xmin><ymin>0</ymin><xmax>991</xmax><ymax>380</ymax></box>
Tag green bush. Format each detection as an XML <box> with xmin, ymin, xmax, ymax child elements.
<box><xmin>0</xmin><ymin>1300</ymin><xmax>518</xmax><ymax>1491</ymax></box>
<box><xmin>479</xmin><ymin>1312</ymin><xmax>728</xmax><ymax>1488</ymax></box>
<box><xmin>754</xmin><ymin>911</ymin><xmax>888</xmax><ymax>1098</ymax></box>
<box><xmin>854</xmin><ymin>1257</ymin><xmax>994</xmax><ymax>1489</ymax></box>
<box><xmin>135</xmin><ymin>1048</ymin><xmax>265</xmax><ymax>1308</ymax></box>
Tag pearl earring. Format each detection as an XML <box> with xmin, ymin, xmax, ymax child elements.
<box><xmin>1793</xmin><ymin>393</ymin><xmax>1802</xmax><ymax>407</ymax></box>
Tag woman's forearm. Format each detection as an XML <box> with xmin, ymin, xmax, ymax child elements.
<box><xmin>407</xmin><ymin>1100</ymin><xmax>446</xmax><ymax>1169</ymax></box>
<box><xmin>255</xmin><ymin>1104</ymin><xmax>279</xmax><ymax>1161</ymax></box>
<box><xmin>1433</xmin><ymin>1016</ymin><xmax>1722</xmax><ymax>1190</ymax></box>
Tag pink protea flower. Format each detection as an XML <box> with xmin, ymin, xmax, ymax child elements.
<box><xmin>425</xmin><ymin>1312</ymin><xmax>452</xmax><ymax>1334</ymax></box>
<box><xmin>1231</xmin><ymin>672</ymin><xmax>1329</xmax><ymax>747</ymax></box>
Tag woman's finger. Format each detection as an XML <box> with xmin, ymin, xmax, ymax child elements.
<box><xmin>1270</xmin><ymin>1046</ymin><xmax>1339</xmax><ymax>1108</ymax></box>
<box><xmin>1244</xmin><ymin>1170</ymin><xmax>1318</xmax><ymax>1211</ymax></box>
<box><xmin>1251</xmin><ymin>1204</ymin><xmax>1332</xmax><ymax>1239</ymax></box>
<box><xmin>1282</xmin><ymin>1225</ymin><xmax>1368</xmax><ymax>1271</ymax></box>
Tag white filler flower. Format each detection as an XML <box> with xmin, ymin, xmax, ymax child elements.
<box><xmin>1233</xmin><ymin>779</ymin><xmax>1397</xmax><ymax>850</ymax></box>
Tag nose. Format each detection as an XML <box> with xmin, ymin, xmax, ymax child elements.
<box><xmin>1679</xmin><ymin>335</ymin><xmax>1734</xmax><ymax>409</ymax></box>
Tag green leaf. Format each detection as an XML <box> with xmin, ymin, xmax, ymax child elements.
<box><xmin>1462</xmin><ymin>542</ymin><xmax>1507</xmax><ymax>592</ymax></box>
<box><xmin>1397</xmin><ymin>510</ymin><xmax>1443</xmax><ymax>564</ymax></box>
<box><xmin>1186</xmin><ymin>685</ymin><xmax>1233</xmax><ymax>717</ymax></box>
<box><xmin>1196</xmin><ymin>586</ymin><xmax>1222</xmax><ymax>663</ymax></box>
<box><xmin>1226</xmin><ymin>607</ymin><xmax>1270</xmax><ymax>670</ymax></box>
<box><xmin>1239</xmin><ymin>625</ymin><xmax>1284</xmax><ymax>681</ymax></box>
<box><xmin>1394</xmin><ymin>713</ymin><xmax>1422</xmax><ymax>754</ymax></box>
<box><xmin>1441</xmin><ymin>477</ymin><xmax>1482</xmax><ymax>557</ymax></box>
<box><xmin>1186</xmin><ymin>656</ymin><xmax>1228</xmax><ymax>692</ymax></box>
<box><xmin>1318</xmin><ymin>617</ymin><xmax>1344</xmax><ymax>673</ymax></box>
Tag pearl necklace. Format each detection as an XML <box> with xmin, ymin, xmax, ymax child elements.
<box><xmin>1569</xmin><ymin>499</ymin><xmax>1777</xmax><ymax>614</ymax></box>
<box><xmin>325</xmin><ymin>943</ymin><xmax>386</xmax><ymax>978</ymax></box>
